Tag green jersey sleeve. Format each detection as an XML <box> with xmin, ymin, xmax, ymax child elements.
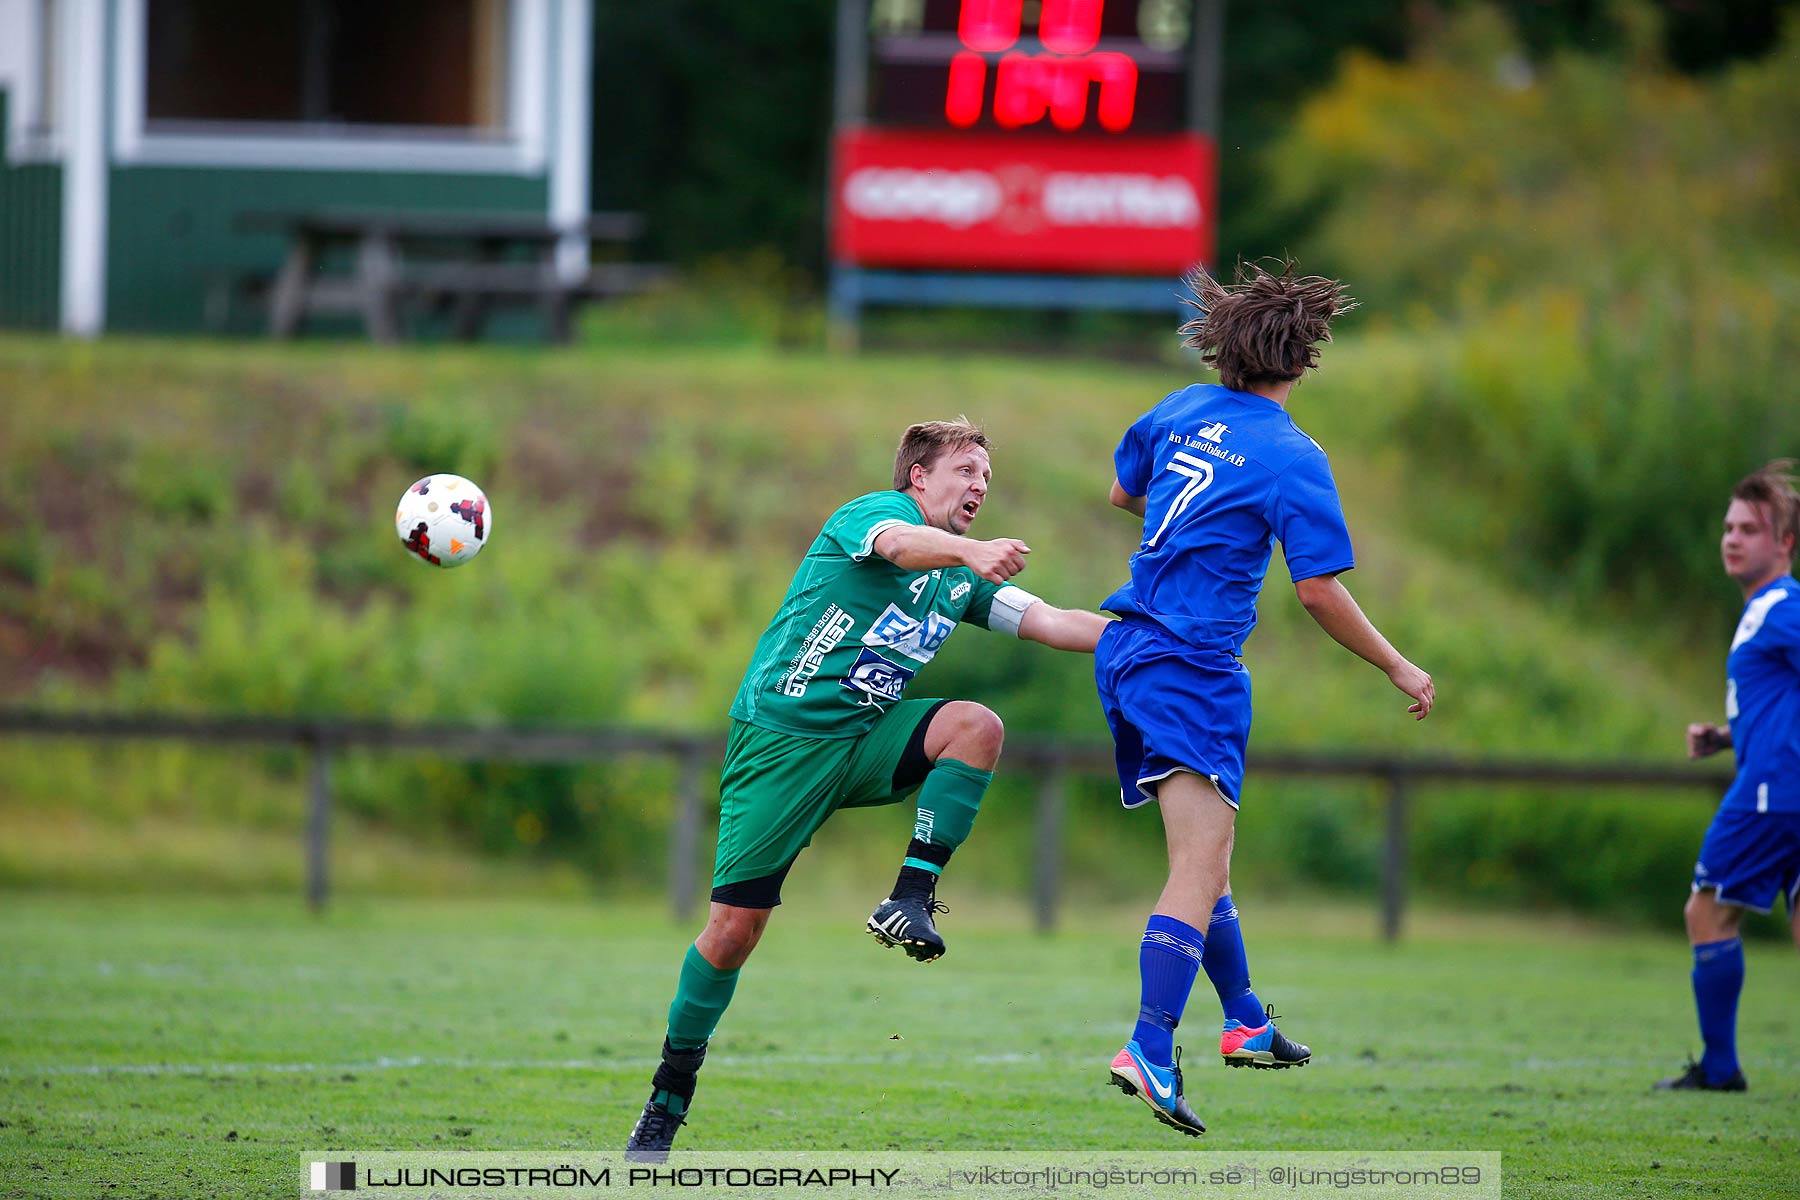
<box><xmin>822</xmin><ymin>491</ymin><xmax>923</xmax><ymax>561</ymax></box>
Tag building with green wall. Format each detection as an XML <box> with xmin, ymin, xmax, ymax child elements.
<box><xmin>0</xmin><ymin>0</ymin><xmax>593</xmax><ymax>335</ymax></box>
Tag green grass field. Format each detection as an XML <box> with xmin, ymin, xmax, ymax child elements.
<box><xmin>3</xmin><ymin>891</ymin><xmax>1794</xmax><ymax>1199</ymax></box>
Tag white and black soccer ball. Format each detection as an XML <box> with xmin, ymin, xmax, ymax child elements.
<box><xmin>395</xmin><ymin>474</ymin><xmax>493</xmax><ymax>568</ymax></box>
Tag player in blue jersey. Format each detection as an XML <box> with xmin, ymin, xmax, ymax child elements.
<box><xmin>1656</xmin><ymin>460</ymin><xmax>1800</xmax><ymax>1093</ymax></box>
<box><xmin>1096</xmin><ymin>263</ymin><xmax>1435</xmax><ymax>1136</ymax></box>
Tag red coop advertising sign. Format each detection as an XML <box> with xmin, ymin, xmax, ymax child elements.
<box><xmin>832</xmin><ymin>128</ymin><xmax>1214</xmax><ymax>275</ymax></box>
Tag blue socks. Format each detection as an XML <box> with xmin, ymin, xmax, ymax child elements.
<box><xmin>1203</xmin><ymin>894</ymin><xmax>1268</xmax><ymax>1028</ymax></box>
<box><xmin>1132</xmin><ymin>914</ymin><xmax>1205</xmax><ymax>1065</ymax></box>
<box><xmin>1131</xmin><ymin>897</ymin><xmax>1272</xmax><ymax>1063</ymax></box>
<box><xmin>1692</xmin><ymin>937</ymin><xmax>1744</xmax><ymax>1084</ymax></box>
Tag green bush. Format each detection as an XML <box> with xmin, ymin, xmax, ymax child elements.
<box><xmin>0</xmin><ymin>337</ymin><xmax>1735</xmax><ymax>925</ymax></box>
<box><xmin>1268</xmin><ymin>5</ymin><xmax>1800</xmax><ymax>627</ymax></box>
<box><xmin>1412</xmin><ymin>786</ymin><xmax>1713</xmax><ymax>920</ymax></box>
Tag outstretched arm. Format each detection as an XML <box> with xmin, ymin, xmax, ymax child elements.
<box><xmin>1110</xmin><ymin>478</ymin><xmax>1146</xmax><ymax>518</ymax></box>
<box><xmin>873</xmin><ymin>525</ymin><xmax>1030</xmax><ymax>583</ymax></box>
<box><xmin>1018</xmin><ymin>602</ymin><xmax>1114</xmax><ymax>653</ymax></box>
<box><xmin>1294</xmin><ymin>574</ymin><xmax>1435</xmax><ymax>719</ymax></box>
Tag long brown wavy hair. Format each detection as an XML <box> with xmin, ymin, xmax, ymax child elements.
<box><xmin>1179</xmin><ymin>260</ymin><xmax>1357</xmax><ymax>392</ymax></box>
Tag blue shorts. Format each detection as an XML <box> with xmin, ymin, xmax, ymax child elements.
<box><xmin>1692</xmin><ymin>807</ymin><xmax>1800</xmax><ymax>915</ymax></box>
<box><xmin>1094</xmin><ymin>616</ymin><xmax>1251</xmax><ymax>809</ymax></box>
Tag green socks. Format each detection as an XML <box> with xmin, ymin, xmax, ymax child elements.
<box><xmin>911</xmin><ymin>757</ymin><xmax>993</xmax><ymax>855</ymax></box>
<box><xmin>895</xmin><ymin>757</ymin><xmax>994</xmax><ymax>895</ymax></box>
<box><xmin>665</xmin><ymin>943</ymin><xmax>740</xmax><ymax>1050</ymax></box>
<box><xmin>667</xmin><ymin>758</ymin><xmax>995</xmax><ymax>1047</ymax></box>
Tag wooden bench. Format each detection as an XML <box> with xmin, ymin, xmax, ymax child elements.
<box><xmin>403</xmin><ymin>261</ymin><xmax>673</xmax><ymax>342</ymax></box>
<box><xmin>236</xmin><ymin>209</ymin><xmax>665</xmax><ymax>343</ymax></box>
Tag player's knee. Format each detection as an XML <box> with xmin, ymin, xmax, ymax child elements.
<box><xmin>969</xmin><ymin>705</ymin><xmax>1005</xmax><ymax>758</ymax></box>
<box><xmin>1683</xmin><ymin>889</ymin><xmax>1734</xmax><ymax>943</ymax></box>
<box><xmin>946</xmin><ymin>702</ymin><xmax>1005</xmax><ymax>765</ymax></box>
<box><xmin>1168</xmin><ymin>853</ymin><xmax>1228</xmax><ymax>896</ymax></box>
<box><xmin>1682</xmin><ymin>890</ymin><xmax>1706</xmax><ymax>937</ymax></box>
<box><xmin>700</xmin><ymin>907</ymin><xmax>769</xmax><ymax>968</ymax></box>
<box><xmin>1166</xmin><ymin>832</ymin><xmax>1231</xmax><ymax>885</ymax></box>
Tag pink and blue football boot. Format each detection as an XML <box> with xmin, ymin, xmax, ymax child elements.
<box><xmin>1220</xmin><ymin>1004</ymin><xmax>1312</xmax><ymax>1069</ymax></box>
<box><xmin>1109</xmin><ymin>1040</ymin><xmax>1205</xmax><ymax>1137</ymax></box>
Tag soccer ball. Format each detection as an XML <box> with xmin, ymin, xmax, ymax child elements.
<box><xmin>396</xmin><ymin>474</ymin><xmax>493</xmax><ymax>568</ymax></box>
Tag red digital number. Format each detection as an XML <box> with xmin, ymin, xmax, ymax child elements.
<box><xmin>1088</xmin><ymin>51</ymin><xmax>1138</xmax><ymax>131</ymax></box>
<box><xmin>945</xmin><ymin>51</ymin><xmax>987</xmax><ymax>127</ymax></box>
<box><xmin>958</xmin><ymin>0</ymin><xmax>1021</xmax><ymax>53</ymax></box>
<box><xmin>992</xmin><ymin>51</ymin><xmax>1138</xmax><ymax>133</ymax></box>
<box><xmin>1039</xmin><ymin>0</ymin><xmax>1103</xmax><ymax>55</ymax></box>
<box><xmin>950</xmin><ymin>0</ymin><xmax>1137</xmax><ymax>133</ymax></box>
<box><xmin>992</xmin><ymin>53</ymin><xmax>1048</xmax><ymax>129</ymax></box>
<box><xmin>990</xmin><ymin>54</ymin><xmax>1079</xmax><ymax>131</ymax></box>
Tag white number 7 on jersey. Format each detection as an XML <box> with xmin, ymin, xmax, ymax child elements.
<box><xmin>1144</xmin><ymin>451</ymin><xmax>1215</xmax><ymax>549</ymax></box>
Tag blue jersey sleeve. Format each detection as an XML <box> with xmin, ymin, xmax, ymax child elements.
<box><xmin>1771</xmin><ymin>594</ymin><xmax>1800</xmax><ymax>673</ymax></box>
<box><xmin>1267</xmin><ymin>447</ymin><xmax>1356</xmax><ymax>582</ymax></box>
<box><xmin>1112</xmin><ymin>404</ymin><xmax>1164</xmax><ymax>498</ymax></box>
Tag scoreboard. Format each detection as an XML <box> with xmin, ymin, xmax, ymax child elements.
<box><xmin>832</xmin><ymin>0</ymin><xmax>1216</xmax><ymax>277</ymax></box>
<box><xmin>869</xmin><ymin>0</ymin><xmax>1196</xmax><ymax>135</ymax></box>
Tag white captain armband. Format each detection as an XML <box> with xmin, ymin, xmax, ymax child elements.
<box><xmin>987</xmin><ymin>585</ymin><xmax>1042</xmax><ymax>637</ymax></box>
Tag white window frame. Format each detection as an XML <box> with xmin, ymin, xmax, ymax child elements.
<box><xmin>1</xmin><ymin>0</ymin><xmax>64</xmax><ymax>162</ymax></box>
<box><xmin>111</xmin><ymin>0</ymin><xmax>550</xmax><ymax>175</ymax></box>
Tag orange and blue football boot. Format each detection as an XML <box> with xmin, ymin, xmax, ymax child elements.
<box><xmin>1221</xmin><ymin>1003</ymin><xmax>1311</xmax><ymax>1069</ymax></box>
<box><xmin>1109</xmin><ymin>1040</ymin><xmax>1205</xmax><ymax>1137</ymax></box>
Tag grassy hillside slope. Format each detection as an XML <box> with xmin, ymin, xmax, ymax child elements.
<box><xmin>0</xmin><ymin>336</ymin><xmax>1738</xmax><ymax>923</ymax></box>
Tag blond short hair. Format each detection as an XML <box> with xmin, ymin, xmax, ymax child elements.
<box><xmin>1733</xmin><ymin>459</ymin><xmax>1800</xmax><ymax>550</ymax></box>
<box><xmin>893</xmin><ymin>418</ymin><xmax>990</xmax><ymax>491</ymax></box>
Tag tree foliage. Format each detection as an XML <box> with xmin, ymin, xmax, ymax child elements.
<box><xmin>1267</xmin><ymin>3</ymin><xmax>1800</xmax><ymax>627</ymax></box>
<box><xmin>589</xmin><ymin>0</ymin><xmax>1797</xmax><ymax>280</ymax></box>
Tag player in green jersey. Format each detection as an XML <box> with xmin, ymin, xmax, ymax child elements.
<box><xmin>626</xmin><ymin>419</ymin><xmax>1113</xmax><ymax>1157</ymax></box>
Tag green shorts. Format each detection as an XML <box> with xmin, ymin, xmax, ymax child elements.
<box><xmin>711</xmin><ymin>698</ymin><xmax>947</xmax><ymax>907</ymax></box>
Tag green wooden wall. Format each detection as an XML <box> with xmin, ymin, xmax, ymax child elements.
<box><xmin>105</xmin><ymin>166</ymin><xmax>549</xmax><ymax>332</ymax></box>
<box><xmin>0</xmin><ymin>91</ymin><xmax>64</xmax><ymax>330</ymax></box>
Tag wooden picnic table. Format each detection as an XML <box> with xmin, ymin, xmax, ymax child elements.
<box><xmin>236</xmin><ymin>209</ymin><xmax>668</xmax><ymax>343</ymax></box>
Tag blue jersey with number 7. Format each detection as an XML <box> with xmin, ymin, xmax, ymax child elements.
<box><xmin>1101</xmin><ymin>384</ymin><xmax>1356</xmax><ymax>656</ymax></box>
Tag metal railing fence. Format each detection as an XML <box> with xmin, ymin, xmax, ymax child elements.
<box><xmin>0</xmin><ymin>709</ymin><xmax>1732</xmax><ymax>939</ymax></box>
